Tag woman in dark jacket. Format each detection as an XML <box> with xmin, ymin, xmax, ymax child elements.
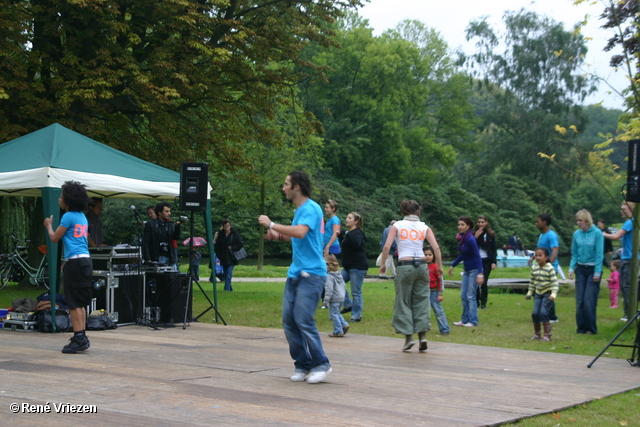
<box><xmin>448</xmin><ymin>216</ymin><xmax>483</xmax><ymax>327</ymax></box>
<box><xmin>474</xmin><ymin>215</ymin><xmax>497</xmax><ymax>309</ymax></box>
<box><xmin>214</xmin><ymin>219</ymin><xmax>244</xmax><ymax>291</ymax></box>
<box><xmin>338</xmin><ymin>212</ymin><xmax>368</xmax><ymax>322</ymax></box>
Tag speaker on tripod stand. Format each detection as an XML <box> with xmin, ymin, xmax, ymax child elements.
<box><xmin>178</xmin><ymin>162</ymin><xmax>227</xmax><ymax>327</ymax></box>
<box><xmin>180</xmin><ymin>163</ymin><xmax>208</xmax><ymax>211</ymax></box>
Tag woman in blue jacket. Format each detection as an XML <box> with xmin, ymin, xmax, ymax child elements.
<box><xmin>448</xmin><ymin>216</ymin><xmax>483</xmax><ymax>327</ymax></box>
<box><xmin>568</xmin><ymin>209</ymin><xmax>604</xmax><ymax>335</ymax></box>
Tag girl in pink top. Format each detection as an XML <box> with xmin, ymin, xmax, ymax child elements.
<box><xmin>607</xmin><ymin>260</ymin><xmax>620</xmax><ymax>309</ymax></box>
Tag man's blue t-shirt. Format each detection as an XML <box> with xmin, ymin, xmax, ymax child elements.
<box><xmin>288</xmin><ymin>199</ymin><xmax>327</xmax><ymax>278</ymax></box>
<box><xmin>621</xmin><ymin>219</ymin><xmax>634</xmax><ymax>260</ymax></box>
<box><xmin>60</xmin><ymin>211</ymin><xmax>89</xmax><ymax>258</ymax></box>
<box><xmin>537</xmin><ymin>230</ymin><xmax>559</xmax><ymax>269</ymax></box>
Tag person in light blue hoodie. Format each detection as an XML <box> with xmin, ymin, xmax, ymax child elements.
<box><xmin>568</xmin><ymin>209</ymin><xmax>604</xmax><ymax>335</ymax></box>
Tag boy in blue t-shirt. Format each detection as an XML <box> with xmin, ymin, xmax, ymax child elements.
<box><xmin>602</xmin><ymin>202</ymin><xmax>637</xmax><ymax>320</ymax></box>
<box><xmin>44</xmin><ymin>181</ymin><xmax>94</xmax><ymax>354</ymax></box>
<box><xmin>534</xmin><ymin>214</ymin><xmax>560</xmax><ymax>322</ymax></box>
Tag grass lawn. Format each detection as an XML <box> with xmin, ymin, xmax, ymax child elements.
<box><xmin>1</xmin><ymin>265</ymin><xmax>639</xmax><ymax>426</ymax></box>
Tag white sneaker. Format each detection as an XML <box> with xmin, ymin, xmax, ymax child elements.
<box><xmin>621</xmin><ymin>317</ymin><xmax>629</xmax><ymax>322</ymax></box>
<box><xmin>306</xmin><ymin>367</ymin><xmax>332</xmax><ymax>384</ymax></box>
<box><xmin>290</xmin><ymin>371</ymin><xmax>308</xmax><ymax>382</ymax></box>
<box><xmin>453</xmin><ymin>321</ymin><xmax>465</xmax><ymax>326</ymax></box>
<box><xmin>462</xmin><ymin>322</ymin><xmax>476</xmax><ymax>327</ymax></box>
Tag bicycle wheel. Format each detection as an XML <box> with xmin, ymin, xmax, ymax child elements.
<box><xmin>37</xmin><ymin>263</ymin><xmax>49</xmax><ymax>290</ymax></box>
<box><xmin>0</xmin><ymin>264</ymin><xmax>13</xmax><ymax>290</ymax></box>
<box><xmin>10</xmin><ymin>264</ymin><xmax>25</xmax><ymax>283</ymax></box>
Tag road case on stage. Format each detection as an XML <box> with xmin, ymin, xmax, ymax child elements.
<box><xmin>3</xmin><ymin>319</ymin><xmax>38</xmax><ymax>331</ymax></box>
<box><xmin>91</xmin><ymin>272</ymin><xmax>145</xmax><ymax>324</ymax></box>
<box><xmin>90</xmin><ymin>246</ymin><xmax>144</xmax><ymax>325</ymax></box>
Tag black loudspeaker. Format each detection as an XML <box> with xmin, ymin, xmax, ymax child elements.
<box><xmin>628</xmin><ymin>140</ymin><xmax>640</xmax><ymax>202</ymax></box>
<box><xmin>92</xmin><ymin>274</ymin><xmax>144</xmax><ymax>324</ymax></box>
<box><xmin>179</xmin><ymin>162</ymin><xmax>209</xmax><ymax>211</ymax></box>
<box><xmin>146</xmin><ymin>272</ymin><xmax>191</xmax><ymax>324</ymax></box>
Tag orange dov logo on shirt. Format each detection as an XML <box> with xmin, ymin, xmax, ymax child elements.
<box><xmin>74</xmin><ymin>224</ymin><xmax>88</xmax><ymax>238</ymax></box>
<box><xmin>398</xmin><ymin>228</ymin><xmax>425</xmax><ymax>241</ymax></box>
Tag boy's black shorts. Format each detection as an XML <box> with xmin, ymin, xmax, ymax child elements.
<box><xmin>63</xmin><ymin>257</ymin><xmax>93</xmax><ymax>309</ymax></box>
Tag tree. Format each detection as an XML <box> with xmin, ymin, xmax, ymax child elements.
<box><xmin>462</xmin><ymin>9</ymin><xmax>597</xmax><ymax>194</ymax></box>
<box><xmin>580</xmin><ymin>104</ymin><xmax>624</xmax><ymax>167</ymax></box>
<box><xmin>598</xmin><ymin>0</ymin><xmax>640</xmax><ymax>111</ymax></box>
<box><xmin>300</xmin><ymin>15</ymin><xmax>474</xmax><ymax>192</ymax></box>
<box><xmin>0</xmin><ymin>0</ymin><xmax>363</xmax><ymax>169</ymax></box>
<box><xmin>208</xmin><ymin>96</ymin><xmax>322</xmax><ymax>269</ymax></box>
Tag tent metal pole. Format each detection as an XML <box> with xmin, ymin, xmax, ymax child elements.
<box><xmin>42</xmin><ymin>187</ymin><xmax>62</xmax><ymax>333</ymax></box>
<box><xmin>204</xmin><ymin>199</ymin><xmax>219</xmax><ymax>322</ymax></box>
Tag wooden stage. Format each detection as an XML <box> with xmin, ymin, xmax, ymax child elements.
<box><xmin>1</xmin><ymin>323</ymin><xmax>638</xmax><ymax>426</ymax></box>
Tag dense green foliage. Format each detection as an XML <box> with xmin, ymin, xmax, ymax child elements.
<box><xmin>0</xmin><ymin>4</ymin><xmax>629</xmax><ymax>265</ymax></box>
<box><xmin>0</xmin><ymin>0</ymin><xmax>362</xmax><ymax>169</ymax></box>
<box><xmin>300</xmin><ymin>15</ymin><xmax>474</xmax><ymax>192</ymax></box>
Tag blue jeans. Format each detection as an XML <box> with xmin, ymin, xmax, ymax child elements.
<box><xmin>532</xmin><ymin>293</ymin><xmax>552</xmax><ymax>323</ymax></box>
<box><xmin>575</xmin><ymin>265</ymin><xmax>600</xmax><ymax>334</ymax></box>
<box><xmin>222</xmin><ymin>264</ymin><xmax>235</xmax><ymax>291</ymax></box>
<box><xmin>430</xmin><ymin>291</ymin><xmax>450</xmax><ymax>334</ymax></box>
<box><xmin>341</xmin><ymin>268</ymin><xmax>366</xmax><ymax>321</ymax></box>
<box><xmin>191</xmin><ymin>264</ymin><xmax>200</xmax><ymax>281</ymax></box>
<box><xmin>282</xmin><ymin>274</ymin><xmax>331</xmax><ymax>373</ymax></box>
<box><xmin>329</xmin><ymin>302</ymin><xmax>348</xmax><ymax>335</ymax></box>
<box><xmin>460</xmin><ymin>269</ymin><xmax>479</xmax><ymax>325</ymax></box>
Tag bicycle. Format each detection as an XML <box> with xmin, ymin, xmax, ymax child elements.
<box><xmin>0</xmin><ymin>233</ymin><xmax>49</xmax><ymax>290</ymax></box>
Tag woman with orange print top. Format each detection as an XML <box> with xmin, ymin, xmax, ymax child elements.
<box><xmin>380</xmin><ymin>200</ymin><xmax>443</xmax><ymax>353</ymax></box>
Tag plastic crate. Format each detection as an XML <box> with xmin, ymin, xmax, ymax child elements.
<box><xmin>0</xmin><ymin>309</ymin><xmax>7</xmax><ymax>328</ymax></box>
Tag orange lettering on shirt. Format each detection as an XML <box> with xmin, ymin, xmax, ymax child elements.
<box><xmin>398</xmin><ymin>228</ymin><xmax>425</xmax><ymax>241</ymax></box>
<box><xmin>74</xmin><ymin>224</ymin><xmax>88</xmax><ymax>238</ymax></box>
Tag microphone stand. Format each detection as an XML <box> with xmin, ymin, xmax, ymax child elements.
<box><xmin>130</xmin><ymin>206</ymin><xmax>145</xmax><ymax>247</ymax></box>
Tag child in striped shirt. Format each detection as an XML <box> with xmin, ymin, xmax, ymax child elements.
<box><xmin>526</xmin><ymin>247</ymin><xmax>558</xmax><ymax>341</ymax></box>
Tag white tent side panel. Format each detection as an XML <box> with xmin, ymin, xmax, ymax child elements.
<box><xmin>0</xmin><ymin>167</ymin><xmax>181</xmax><ymax>199</ymax></box>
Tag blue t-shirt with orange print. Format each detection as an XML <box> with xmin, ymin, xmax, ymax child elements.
<box><xmin>60</xmin><ymin>211</ymin><xmax>89</xmax><ymax>258</ymax></box>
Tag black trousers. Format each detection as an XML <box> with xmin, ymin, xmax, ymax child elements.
<box><xmin>477</xmin><ymin>258</ymin><xmax>492</xmax><ymax>306</ymax></box>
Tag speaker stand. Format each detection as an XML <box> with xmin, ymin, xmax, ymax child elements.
<box><xmin>588</xmin><ymin>310</ymin><xmax>640</xmax><ymax>368</ymax></box>
<box><xmin>183</xmin><ymin>210</ymin><xmax>226</xmax><ymax>328</ymax></box>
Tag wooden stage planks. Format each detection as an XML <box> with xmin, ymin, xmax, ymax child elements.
<box><xmin>1</xmin><ymin>323</ymin><xmax>638</xmax><ymax>426</ymax></box>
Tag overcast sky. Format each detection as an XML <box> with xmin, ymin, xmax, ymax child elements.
<box><xmin>357</xmin><ymin>0</ymin><xmax>626</xmax><ymax>110</ymax></box>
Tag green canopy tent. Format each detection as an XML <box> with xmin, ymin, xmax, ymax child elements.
<box><xmin>0</xmin><ymin>123</ymin><xmax>216</xmax><ymax>329</ymax></box>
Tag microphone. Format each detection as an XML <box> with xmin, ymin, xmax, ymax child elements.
<box><xmin>130</xmin><ymin>205</ymin><xmax>142</xmax><ymax>218</ymax></box>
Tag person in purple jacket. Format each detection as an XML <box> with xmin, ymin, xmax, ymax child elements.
<box><xmin>448</xmin><ymin>216</ymin><xmax>484</xmax><ymax>327</ymax></box>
